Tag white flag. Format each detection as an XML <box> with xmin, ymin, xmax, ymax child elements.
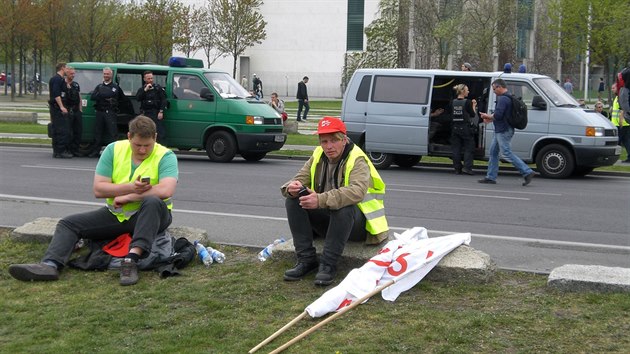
<box><xmin>304</xmin><ymin>229</ymin><xmax>470</xmax><ymax>317</ymax></box>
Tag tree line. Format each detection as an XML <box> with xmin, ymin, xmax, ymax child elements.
<box><xmin>0</xmin><ymin>0</ymin><xmax>266</xmax><ymax>100</ymax></box>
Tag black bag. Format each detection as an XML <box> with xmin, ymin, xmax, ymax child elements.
<box><xmin>507</xmin><ymin>94</ymin><xmax>528</xmax><ymax>130</ymax></box>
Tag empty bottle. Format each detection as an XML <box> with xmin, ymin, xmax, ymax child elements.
<box><xmin>257</xmin><ymin>238</ymin><xmax>286</xmax><ymax>262</ymax></box>
<box><xmin>208</xmin><ymin>246</ymin><xmax>226</xmax><ymax>264</ymax></box>
<box><xmin>194</xmin><ymin>240</ymin><xmax>213</xmax><ymax>266</ymax></box>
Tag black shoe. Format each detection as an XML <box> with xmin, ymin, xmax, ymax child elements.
<box><xmin>9</xmin><ymin>263</ymin><xmax>59</xmax><ymax>281</ymax></box>
<box><xmin>454</xmin><ymin>169</ymin><xmax>462</xmax><ymax>175</ymax></box>
<box><xmin>522</xmin><ymin>172</ymin><xmax>535</xmax><ymax>186</ymax></box>
<box><xmin>53</xmin><ymin>151</ymin><xmax>73</xmax><ymax>159</ymax></box>
<box><xmin>296</xmin><ymin>118</ymin><xmax>302</xmax><ymax>122</ymax></box>
<box><xmin>478</xmin><ymin>178</ymin><xmax>496</xmax><ymax>184</ymax></box>
<box><xmin>120</xmin><ymin>258</ymin><xmax>139</xmax><ymax>286</ymax></box>
<box><xmin>314</xmin><ymin>264</ymin><xmax>337</xmax><ymax>286</ymax></box>
<box><xmin>87</xmin><ymin>150</ymin><xmax>100</xmax><ymax>158</ymax></box>
<box><xmin>462</xmin><ymin>169</ymin><xmax>475</xmax><ymax>175</ymax></box>
<box><xmin>284</xmin><ymin>261</ymin><xmax>318</xmax><ymax>281</ymax></box>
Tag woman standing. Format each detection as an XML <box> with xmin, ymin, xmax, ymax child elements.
<box><xmin>450</xmin><ymin>84</ymin><xmax>477</xmax><ymax>175</ymax></box>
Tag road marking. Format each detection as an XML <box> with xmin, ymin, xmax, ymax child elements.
<box><xmin>388</xmin><ymin>188</ymin><xmax>531</xmax><ymax>200</ymax></box>
<box><xmin>2</xmin><ymin>193</ymin><xmax>627</xmax><ymax>252</ymax></box>
<box><xmin>20</xmin><ymin>165</ymin><xmax>193</xmax><ymax>174</ymax></box>
<box><xmin>388</xmin><ymin>183</ymin><xmax>563</xmax><ymax>196</ymax></box>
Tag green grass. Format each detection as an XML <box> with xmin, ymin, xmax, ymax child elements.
<box><xmin>1</xmin><ymin>230</ymin><xmax>629</xmax><ymax>353</ymax></box>
<box><xmin>0</xmin><ymin>122</ymin><xmax>48</xmax><ymax>134</ymax></box>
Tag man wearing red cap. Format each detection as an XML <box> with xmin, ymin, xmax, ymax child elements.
<box><xmin>281</xmin><ymin>117</ymin><xmax>389</xmax><ymax>286</ymax></box>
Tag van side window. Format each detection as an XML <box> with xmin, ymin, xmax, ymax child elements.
<box><xmin>356</xmin><ymin>75</ymin><xmax>372</xmax><ymax>102</ymax></box>
<box><xmin>173</xmin><ymin>74</ymin><xmax>205</xmax><ymax>100</ymax></box>
<box><xmin>372</xmin><ymin>76</ymin><xmax>430</xmax><ymax>104</ymax></box>
<box><xmin>73</xmin><ymin>69</ymin><xmax>102</xmax><ymax>94</ymax></box>
<box><xmin>505</xmin><ymin>81</ymin><xmax>538</xmax><ymax>109</ymax></box>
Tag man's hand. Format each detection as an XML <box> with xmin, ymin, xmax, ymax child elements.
<box><xmin>286</xmin><ymin>180</ymin><xmax>304</xmax><ymax>197</ymax></box>
<box><xmin>480</xmin><ymin>112</ymin><xmax>493</xmax><ymax>123</ymax></box>
<box><xmin>298</xmin><ymin>191</ymin><xmax>318</xmax><ymax>209</ymax></box>
<box><xmin>133</xmin><ymin>176</ymin><xmax>152</xmax><ymax>194</ymax></box>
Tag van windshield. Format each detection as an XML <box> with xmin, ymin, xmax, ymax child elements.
<box><xmin>204</xmin><ymin>72</ymin><xmax>250</xmax><ymax>99</ymax></box>
<box><xmin>534</xmin><ymin>77</ymin><xmax>580</xmax><ymax>107</ymax></box>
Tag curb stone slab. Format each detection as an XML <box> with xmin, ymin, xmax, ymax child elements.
<box><xmin>274</xmin><ymin>237</ymin><xmax>496</xmax><ymax>284</ymax></box>
<box><xmin>10</xmin><ymin>217</ymin><xmax>208</xmax><ymax>245</ymax></box>
<box><xmin>547</xmin><ymin>264</ymin><xmax>630</xmax><ymax>293</ymax></box>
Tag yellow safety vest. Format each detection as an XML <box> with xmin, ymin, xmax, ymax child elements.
<box><xmin>611</xmin><ymin>97</ymin><xmax>628</xmax><ymax>127</ymax></box>
<box><xmin>310</xmin><ymin>145</ymin><xmax>389</xmax><ymax>235</ymax></box>
<box><xmin>107</xmin><ymin>140</ymin><xmax>172</xmax><ymax>222</ymax></box>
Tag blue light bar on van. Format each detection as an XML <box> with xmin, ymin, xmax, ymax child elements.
<box><xmin>168</xmin><ymin>57</ymin><xmax>204</xmax><ymax>68</ymax></box>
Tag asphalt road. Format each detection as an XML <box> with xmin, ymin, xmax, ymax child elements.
<box><xmin>1</xmin><ymin>145</ymin><xmax>628</xmax><ymax>274</ymax></box>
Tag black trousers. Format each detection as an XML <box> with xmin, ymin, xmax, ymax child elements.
<box><xmin>93</xmin><ymin>110</ymin><xmax>118</xmax><ymax>152</ymax></box>
<box><xmin>451</xmin><ymin>124</ymin><xmax>475</xmax><ymax>171</ymax></box>
<box><xmin>68</xmin><ymin>110</ymin><xmax>83</xmax><ymax>154</ymax></box>
<box><xmin>143</xmin><ymin>109</ymin><xmax>166</xmax><ymax>144</ymax></box>
<box><xmin>50</xmin><ymin>108</ymin><xmax>71</xmax><ymax>154</ymax></box>
<box><xmin>42</xmin><ymin>196</ymin><xmax>172</xmax><ymax>268</ymax></box>
<box><xmin>285</xmin><ymin>197</ymin><xmax>366</xmax><ymax>266</ymax></box>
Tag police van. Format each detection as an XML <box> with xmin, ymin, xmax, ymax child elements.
<box><xmin>68</xmin><ymin>57</ymin><xmax>286</xmax><ymax>162</ymax></box>
<box><xmin>342</xmin><ymin>68</ymin><xmax>620</xmax><ymax>178</ymax></box>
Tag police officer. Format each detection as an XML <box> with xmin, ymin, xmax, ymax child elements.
<box><xmin>450</xmin><ymin>84</ymin><xmax>477</xmax><ymax>175</ymax></box>
<box><xmin>136</xmin><ymin>71</ymin><xmax>167</xmax><ymax>144</ymax></box>
<box><xmin>63</xmin><ymin>66</ymin><xmax>83</xmax><ymax>156</ymax></box>
<box><xmin>49</xmin><ymin>62</ymin><xmax>72</xmax><ymax>158</ymax></box>
<box><xmin>89</xmin><ymin>67</ymin><xmax>125</xmax><ymax>157</ymax></box>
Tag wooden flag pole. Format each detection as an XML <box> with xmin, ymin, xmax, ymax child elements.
<box><xmin>268</xmin><ymin>279</ymin><xmax>396</xmax><ymax>354</ymax></box>
<box><xmin>248</xmin><ymin>311</ymin><xmax>308</xmax><ymax>353</ymax></box>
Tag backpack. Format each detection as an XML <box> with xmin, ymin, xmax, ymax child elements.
<box><xmin>506</xmin><ymin>94</ymin><xmax>528</xmax><ymax>130</ymax></box>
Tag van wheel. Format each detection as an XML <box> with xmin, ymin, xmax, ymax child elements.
<box><xmin>368</xmin><ymin>152</ymin><xmax>393</xmax><ymax>169</ymax></box>
<box><xmin>393</xmin><ymin>155</ymin><xmax>421</xmax><ymax>169</ymax></box>
<box><xmin>206</xmin><ymin>131</ymin><xmax>237</xmax><ymax>162</ymax></box>
<box><xmin>535</xmin><ymin>144</ymin><xmax>574</xmax><ymax>179</ymax></box>
<box><xmin>241</xmin><ymin>152</ymin><xmax>266</xmax><ymax>161</ymax></box>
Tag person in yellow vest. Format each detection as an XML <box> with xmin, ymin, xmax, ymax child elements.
<box><xmin>281</xmin><ymin>117</ymin><xmax>389</xmax><ymax>286</ymax></box>
<box><xmin>611</xmin><ymin>82</ymin><xmax>630</xmax><ymax>162</ymax></box>
<box><xmin>9</xmin><ymin>116</ymin><xmax>179</xmax><ymax>286</ymax></box>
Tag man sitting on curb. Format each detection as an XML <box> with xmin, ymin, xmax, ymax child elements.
<box><xmin>280</xmin><ymin>117</ymin><xmax>389</xmax><ymax>286</ymax></box>
<box><xmin>9</xmin><ymin>116</ymin><xmax>179</xmax><ymax>286</ymax></box>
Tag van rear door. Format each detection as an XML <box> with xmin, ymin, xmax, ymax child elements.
<box><xmin>365</xmin><ymin>74</ymin><xmax>432</xmax><ymax>155</ymax></box>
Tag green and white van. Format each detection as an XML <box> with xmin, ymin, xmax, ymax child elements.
<box><xmin>68</xmin><ymin>57</ymin><xmax>286</xmax><ymax>162</ymax></box>
<box><xmin>342</xmin><ymin>68</ymin><xmax>620</xmax><ymax>178</ymax></box>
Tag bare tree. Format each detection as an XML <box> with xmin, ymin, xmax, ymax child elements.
<box><xmin>195</xmin><ymin>4</ymin><xmax>223</xmax><ymax>68</ymax></box>
<box><xmin>174</xmin><ymin>5</ymin><xmax>199</xmax><ymax>58</ymax></box>
<box><xmin>211</xmin><ymin>0</ymin><xmax>267</xmax><ymax>78</ymax></box>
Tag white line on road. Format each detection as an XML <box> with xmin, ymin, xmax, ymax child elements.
<box><xmin>388</xmin><ymin>183</ymin><xmax>563</xmax><ymax>196</ymax></box>
<box><xmin>388</xmin><ymin>188</ymin><xmax>531</xmax><ymax>200</ymax></box>
<box><xmin>2</xmin><ymin>194</ymin><xmax>628</xmax><ymax>251</ymax></box>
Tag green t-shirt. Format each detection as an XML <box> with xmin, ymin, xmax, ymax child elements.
<box><xmin>95</xmin><ymin>142</ymin><xmax>179</xmax><ymax>181</ymax></box>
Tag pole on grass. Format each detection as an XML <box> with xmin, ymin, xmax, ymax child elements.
<box><xmin>268</xmin><ymin>279</ymin><xmax>396</xmax><ymax>354</ymax></box>
<box><xmin>248</xmin><ymin>311</ymin><xmax>308</xmax><ymax>353</ymax></box>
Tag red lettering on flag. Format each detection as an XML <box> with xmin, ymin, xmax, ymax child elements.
<box><xmin>336</xmin><ymin>298</ymin><xmax>353</xmax><ymax>311</ymax></box>
<box><xmin>387</xmin><ymin>252</ymin><xmax>410</xmax><ymax>276</ymax></box>
<box><xmin>426</xmin><ymin>250</ymin><xmax>433</xmax><ymax>259</ymax></box>
<box><xmin>368</xmin><ymin>259</ymin><xmax>392</xmax><ymax>267</ymax></box>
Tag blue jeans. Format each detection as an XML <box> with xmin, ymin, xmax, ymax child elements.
<box><xmin>485</xmin><ymin>127</ymin><xmax>533</xmax><ymax>181</ymax></box>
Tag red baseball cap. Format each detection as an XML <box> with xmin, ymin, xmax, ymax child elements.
<box><xmin>317</xmin><ymin>116</ymin><xmax>346</xmax><ymax>135</ymax></box>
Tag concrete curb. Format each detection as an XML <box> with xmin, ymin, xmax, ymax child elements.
<box><xmin>6</xmin><ymin>214</ymin><xmax>630</xmax><ymax>293</ymax></box>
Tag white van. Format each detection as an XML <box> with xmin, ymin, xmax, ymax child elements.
<box><xmin>342</xmin><ymin>69</ymin><xmax>620</xmax><ymax>178</ymax></box>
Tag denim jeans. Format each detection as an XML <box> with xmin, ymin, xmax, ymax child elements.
<box><xmin>297</xmin><ymin>99</ymin><xmax>309</xmax><ymax>120</ymax></box>
<box><xmin>485</xmin><ymin>127</ymin><xmax>533</xmax><ymax>181</ymax></box>
<box><xmin>285</xmin><ymin>197</ymin><xmax>366</xmax><ymax>266</ymax></box>
<box><xmin>43</xmin><ymin>196</ymin><xmax>172</xmax><ymax>268</ymax></box>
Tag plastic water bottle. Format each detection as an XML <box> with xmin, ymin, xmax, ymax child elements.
<box><xmin>194</xmin><ymin>241</ymin><xmax>213</xmax><ymax>266</ymax></box>
<box><xmin>208</xmin><ymin>246</ymin><xmax>226</xmax><ymax>264</ymax></box>
<box><xmin>257</xmin><ymin>238</ymin><xmax>286</xmax><ymax>262</ymax></box>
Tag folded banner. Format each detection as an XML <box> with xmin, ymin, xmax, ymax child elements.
<box><xmin>305</xmin><ymin>228</ymin><xmax>470</xmax><ymax>317</ymax></box>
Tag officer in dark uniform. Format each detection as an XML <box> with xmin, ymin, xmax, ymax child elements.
<box><xmin>63</xmin><ymin>66</ymin><xmax>83</xmax><ymax>156</ymax></box>
<box><xmin>88</xmin><ymin>67</ymin><xmax>126</xmax><ymax>157</ymax></box>
<box><xmin>49</xmin><ymin>62</ymin><xmax>72</xmax><ymax>158</ymax></box>
<box><xmin>450</xmin><ymin>84</ymin><xmax>477</xmax><ymax>175</ymax></box>
<box><xmin>136</xmin><ymin>71</ymin><xmax>167</xmax><ymax>144</ymax></box>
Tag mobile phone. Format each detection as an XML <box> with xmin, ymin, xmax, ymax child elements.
<box><xmin>298</xmin><ymin>185</ymin><xmax>309</xmax><ymax>197</ymax></box>
<box><xmin>141</xmin><ymin>176</ymin><xmax>150</xmax><ymax>183</ymax></box>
